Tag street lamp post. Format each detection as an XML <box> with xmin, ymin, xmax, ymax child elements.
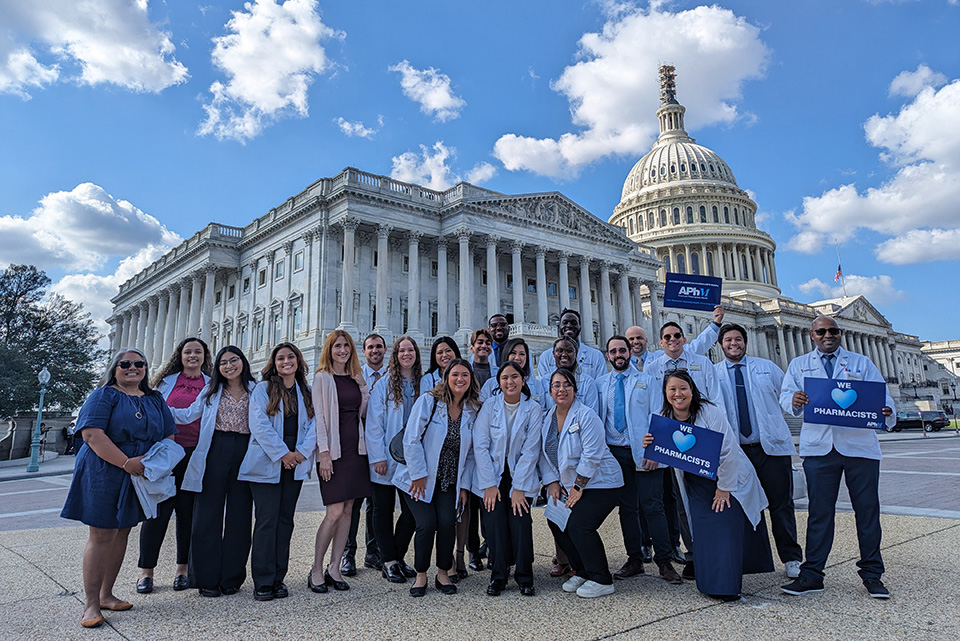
<box><xmin>25</xmin><ymin>367</ymin><xmax>51</xmax><ymax>473</ymax></box>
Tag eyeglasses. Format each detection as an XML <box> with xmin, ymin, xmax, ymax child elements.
<box><xmin>661</xmin><ymin>333</ymin><xmax>684</xmax><ymax>340</ymax></box>
<box><xmin>550</xmin><ymin>382</ymin><xmax>574</xmax><ymax>390</ymax></box>
<box><xmin>813</xmin><ymin>328</ymin><xmax>841</xmax><ymax>336</ymax></box>
<box><xmin>118</xmin><ymin>360</ymin><xmax>146</xmax><ymax>370</ymax></box>
<box><xmin>489</xmin><ymin>322</ymin><xmax>508</xmax><ymax>328</ymax></box>
<box><xmin>219</xmin><ymin>357</ymin><xmax>241</xmax><ymax>367</ymax></box>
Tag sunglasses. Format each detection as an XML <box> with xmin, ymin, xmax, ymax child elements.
<box><xmin>489</xmin><ymin>322</ymin><xmax>508</xmax><ymax>328</ymax></box>
<box><xmin>813</xmin><ymin>328</ymin><xmax>841</xmax><ymax>336</ymax></box>
<box><xmin>118</xmin><ymin>360</ymin><xmax>146</xmax><ymax>370</ymax></box>
<box><xmin>661</xmin><ymin>332</ymin><xmax>684</xmax><ymax>340</ymax></box>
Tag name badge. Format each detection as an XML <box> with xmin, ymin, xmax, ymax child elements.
<box><xmin>568</xmin><ymin>422</ymin><xmax>580</xmax><ymax>434</ymax></box>
<box><xmin>635</xmin><ymin>381</ymin><xmax>647</xmax><ymax>390</ymax></box>
<box><xmin>689</xmin><ymin>364</ymin><xmax>701</xmax><ymax>372</ymax></box>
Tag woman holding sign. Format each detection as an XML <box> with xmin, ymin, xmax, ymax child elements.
<box><xmin>540</xmin><ymin>368</ymin><xmax>623</xmax><ymax>598</ymax></box>
<box><xmin>647</xmin><ymin>370</ymin><xmax>772</xmax><ymax>601</ymax></box>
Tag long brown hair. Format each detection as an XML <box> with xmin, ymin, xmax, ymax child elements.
<box><xmin>387</xmin><ymin>336</ymin><xmax>422</xmax><ymax>409</ymax></box>
<box><xmin>429</xmin><ymin>358</ymin><xmax>480</xmax><ymax>411</ymax></box>
<box><xmin>261</xmin><ymin>342</ymin><xmax>315</xmax><ymax>418</ymax></box>
<box><xmin>316</xmin><ymin>330</ymin><xmax>362</xmax><ymax>377</ymax></box>
<box><xmin>151</xmin><ymin>337</ymin><xmax>212</xmax><ymax>388</ymax></box>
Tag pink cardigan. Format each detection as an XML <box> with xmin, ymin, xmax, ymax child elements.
<box><xmin>312</xmin><ymin>370</ymin><xmax>369</xmax><ymax>461</ymax></box>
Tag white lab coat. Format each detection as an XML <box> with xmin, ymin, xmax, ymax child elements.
<box><xmin>471</xmin><ymin>395</ymin><xmax>543</xmax><ymax>498</ymax></box>
<box><xmin>646</xmin><ymin>348</ymin><xmax>725</xmax><ymax>414</ymax></box>
<box><xmin>538</xmin><ymin>401</ymin><xmax>623</xmax><ymax>491</ymax></box>
<box><xmin>364</xmin><ymin>376</ymin><xmax>416</xmax><ymax>485</ymax></box>
<box><xmin>714</xmin><ymin>356</ymin><xmax>797</xmax><ymax>457</ymax></box>
<box><xmin>239</xmin><ymin>381</ymin><xmax>317</xmax><ymax>483</ymax></box>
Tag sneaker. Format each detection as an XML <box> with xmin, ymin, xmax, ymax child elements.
<box><xmin>785</xmin><ymin>561</ymin><xmax>801</xmax><ymax>579</ymax></box>
<box><xmin>863</xmin><ymin>578</ymin><xmax>890</xmax><ymax>599</ymax></box>
<box><xmin>561</xmin><ymin>575</ymin><xmax>587</xmax><ymax>593</ymax></box>
<box><xmin>781</xmin><ymin>576</ymin><xmax>824</xmax><ymax>596</ymax></box>
<box><xmin>576</xmin><ymin>580</ymin><xmax>615</xmax><ymax>598</ymax></box>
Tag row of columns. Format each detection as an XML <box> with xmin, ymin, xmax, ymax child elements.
<box><xmin>661</xmin><ymin>242</ymin><xmax>777</xmax><ymax>286</ymax></box>
<box><xmin>765</xmin><ymin>323</ymin><xmax>898</xmax><ymax>381</ymax></box>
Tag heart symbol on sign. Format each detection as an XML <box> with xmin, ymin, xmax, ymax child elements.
<box><xmin>831</xmin><ymin>388</ymin><xmax>858</xmax><ymax>409</ymax></box>
<box><xmin>672</xmin><ymin>430</ymin><xmax>696</xmax><ymax>453</ymax></box>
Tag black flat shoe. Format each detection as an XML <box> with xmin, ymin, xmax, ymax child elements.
<box><xmin>435</xmin><ymin>576</ymin><xmax>457</xmax><ymax>595</ymax></box>
<box><xmin>383</xmin><ymin>564</ymin><xmax>407</xmax><ymax>584</ymax></box>
<box><xmin>308</xmin><ymin>573</ymin><xmax>328</xmax><ymax>594</ymax></box>
<box><xmin>409</xmin><ymin>583</ymin><xmax>427</xmax><ymax>597</ymax></box>
<box><xmin>273</xmin><ymin>583</ymin><xmax>288</xmax><ymax>598</ymax></box>
<box><xmin>682</xmin><ymin>561</ymin><xmax>696</xmax><ymax>581</ymax></box>
<box><xmin>340</xmin><ymin>556</ymin><xmax>357</xmax><ymax>577</ymax></box>
<box><xmin>220</xmin><ymin>586</ymin><xmax>239</xmax><ymax>596</ymax></box>
<box><xmin>469</xmin><ymin>553</ymin><xmax>485</xmax><ymax>571</ymax></box>
<box><xmin>398</xmin><ymin>561</ymin><xmax>417</xmax><ymax>578</ymax></box>
<box><xmin>486</xmin><ymin>579</ymin><xmax>505</xmax><ymax>596</ymax></box>
<box><xmin>447</xmin><ymin>571</ymin><xmax>460</xmax><ymax>584</ymax></box>
<box><xmin>172</xmin><ymin>575</ymin><xmax>189</xmax><ymax>591</ymax></box>
<box><xmin>198</xmin><ymin>587</ymin><xmax>221</xmax><ymax>598</ymax></box>
<box><xmin>325</xmin><ymin>570</ymin><xmax>350</xmax><ymax>591</ymax></box>
<box><xmin>136</xmin><ymin>577</ymin><xmax>153</xmax><ymax>594</ymax></box>
<box><xmin>254</xmin><ymin>586</ymin><xmax>275</xmax><ymax>602</ymax></box>
<box><xmin>519</xmin><ymin>585</ymin><xmax>536</xmax><ymax>596</ymax></box>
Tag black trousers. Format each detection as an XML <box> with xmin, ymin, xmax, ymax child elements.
<box><xmin>138</xmin><ymin>445</ymin><xmax>196</xmax><ymax>568</ymax></box>
<box><xmin>344</xmin><ymin>495</ymin><xmax>377</xmax><ymax>559</ymax></box>
<box><xmin>801</xmin><ymin>448</ymin><xmax>883</xmax><ymax>581</ymax></box>
<box><xmin>370</xmin><ymin>482</ymin><xmax>416</xmax><ymax>563</ymax></box>
<box><xmin>742</xmin><ymin>444</ymin><xmax>802</xmax><ymax>564</ymax></box>
<box><xmin>547</xmin><ymin>487</ymin><xmax>619</xmax><ymax>585</ymax></box>
<box><xmin>403</xmin><ymin>487</ymin><xmax>457</xmax><ymax>573</ymax></box>
<box><xmin>250</xmin><ymin>467</ymin><xmax>303</xmax><ymax>589</ymax></box>
<box><xmin>632</xmin><ymin>467</ymin><xmax>673</xmax><ymax>565</ymax></box>
<box><xmin>658</xmin><ymin>469</ymin><xmax>693</xmax><ymax>558</ymax></box>
<box><xmin>479</xmin><ymin>472</ymin><xmax>533</xmax><ymax>586</ymax></box>
<box><xmin>609</xmin><ymin>445</ymin><xmax>644</xmax><ymax>561</ymax></box>
<box><xmin>189</xmin><ymin>431</ymin><xmax>253</xmax><ymax>591</ymax></box>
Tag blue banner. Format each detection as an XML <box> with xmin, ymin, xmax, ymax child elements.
<box><xmin>663</xmin><ymin>272</ymin><xmax>722</xmax><ymax>311</ymax></box>
<box><xmin>803</xmin><ymin>378</ymin><xmax>887</xmax><ymax>429</ymax></box>
<box><xmin>644</xmin><ymin>414</ymin><xmax>723</xmax><ymax>480</ymax></box>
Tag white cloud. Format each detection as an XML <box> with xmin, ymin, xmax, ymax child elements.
<box><xmin>798</xmin><ymin>274</ymin><xmax>906</xmax><ymax>305</ymax></box>
<box><xmin>389</xmin><ymin>60</ymin><xmax>466</xmax><ymax>122</ymax></box>
<box><xmin>465</xmin><ymin>162</ymin><xmax>497</xmax><ymax>184</ymax></box>
<box><xmin>391</xmin><ymin>141</ymin><xmax>457</xmax><ymax>191</ymax></box>
<box><xmin>889</xmin><ymin>64</ymin><xmax>948</xmax><ymax>98</ymax></box>
<box><xmin>0</xmin><ymin>0</ymin><xmax>188</xmax><ymax>97</ymax></box>
<box><xmin>786</xmin><ymin>76</ymin><xmax>960</xmax><ymax>263</ymax></box>
<box><xmin>198</xmin><ymin>0</ymin><xmax>343</xmax><ymax>142</ymax></box>
<box><xmin>0</xmin><ymin>183</ymin><xmax>180</xmax><ymax>271</ymax></box>
<box><xmin>336</xmin><ymin>115</ymin><xmax>382</xmax><ymax>138</ymax></box>
<box><xmin>492</xmin><ymin>4</ymin><xmax>769</xmax><ymax>178</ymax></box>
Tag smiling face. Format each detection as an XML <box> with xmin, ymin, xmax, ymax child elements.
<box><xmin>626</xmin><ymin>326</ymin><xmax>647</xmax><ymax>356</ymax></box>
<box><xmin>664</xmin><ymin>375</ymin><xmax>692</xmax><ymax>417</ymax></box>
<box><xmin>471</xmin><ymin>334</ymin><xmax>492</xmax><ymax>359</ymax></box>
<box><xmin>720</xmin><ymin>330</ymin><xmax>746</xmax><ymax>363</ymax></box>
<box><xmin>660</xmin><ymin>326</ymin><xmax>686</xmax><ymax>359</ymax></box>
<box><xmin>181</xmin><ymin>340</ymin><xmax>205</xmax><ymax>373</ymax></box>
<box><xmin>489</xmin><ymin>315</ymin><xmax>509</xmax><ymax>344</ymax></box>
<box><xmin>115</xmin><ymin>351</ymin><xmax>146</xmax><ymax>388</ymax></box>
<box><xmin>559</xmin><ymin>312</ymin><xmax>581</xmax><ymax>341</ymax></box>
<box><xmin>331</xmin><ymin>337</ymin><xmax>352</xmax><ymax>367</ymax></box>
<box><xmin>275</xmin><ymin>347</ymin><xmax>299</xmax><ymax>380</ymax></box>
<box><xmin>218</xmin><ymin>351</ymin><xmax>243</xmax><ymax>382</ymax></box>
<box><xmin>811</xmin><ymin>316</ymin><xmax>842</xmax><ymax>354</ymax></box>
<box><xmin>498</xmin><ymin>366</ymin><xmax>524</xmax><ymax>402</ymax></box>
<box><xmin>506</xmin><ymin>343</ymin><xmax>527</xmax><ymax>369</ymax></box>
<box><xmin>447</xmin><ymin>363</ymin><xmax>472</xmax><ymax>399</ymax></box>
<box><xmin>435</xmin><ymin>343</ymin><xmax>456</xmax><ymax>370</ymax></box>
<box><xmin>397</xmin><ymin>339</ymin><xmax>417</xmax><ymax>370</ymax></box>
<box><xmin>606</xmin><ymin>338</ymin><xmax>631</xmax><ymax>372</ymax></box>
<box><xmin>363</xmin><ymin>337</ymin><xmax>385</xmax><ymax>368</ymax></box>
<box><xmin>553</xmin><ymin>339</ymin><xmax>577</xmax><ymax>370</ymax></box>
<box><xmin>549</xmin><ymin>371</ymin><xmax>575</xmax><ymax>409</ymax></box>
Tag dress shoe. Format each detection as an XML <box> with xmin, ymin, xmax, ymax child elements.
<box><xmin>641</xmin><ymin>545</ymin><xmax>654</xmax><ymax>564</ymax></box>
<box><xmin>486</xmin><ymin>579</ymin><xmax>506</xmax><ymax>596</ymax></box>
<box><xmin>80</xmin><ymin>616</ymin><xmax>105</xmax><ymax>629</ymax></box>
<box><xmin>398</xmin><ymin>561</ymin><xmax>417</xmax><ymax>578</ymax></box>
<box><xmin>100</xmin><ymin>601</ymin><xmax>133</xmax><ymax>611</ymax></box>
<box><xmin>672</xmin><ymin>545</ymin><xmax>687</xmax><ymax>564</ymax></box>
<box><xmin>468</xmin><ymin>553</ymin><xmax>485</xmax><ymax>571</ymax></box>
<box><xmin>435</xmin><ymin>576</ymin><xmax>457</xmax><ymax>595</ymax></box>
<box><xmin>658</xmin><ymin>561</ymin><xmax>683</xmax><ymax>585</ymax></box>
<box><xmin>682</xmin><ymin>562</ymin><xmax>696</xmax><ymax>581</ymax></box>
<box><xmin>220</xmin><ymin>586</ymin><xmax>239</xmax><ymax>596</ymax></box>
<box><xmin>273</xmin><ymin>583</ymin><xmax>289</xmax><ymax>598</ymax></box>
<box><xmin>199</xmin><ymin>587</ymin><xmax>221</xmax><ymax>597</ymax></box>
<box><xmin>447</xmin><ymin>571</ymin><xmax>460</xmax><ymax>584</ymax></box>
<box><xmin>364</xmin><ymin>553</ymin><xmax>383</xmax><ymax>570</ymax></box>
<box><xmin>340</xmin><ymin>555</ymin><xmax>357</xmax><ymax>577</ymax></box>
<box><xmin>613</xmin><ymin>558</ymin><xmax>644</xmax><ymax>579</ymax></box>
<box><xmin>325</xmin><ymin>570</ymin><xmax>350</xmax><ymax>591</ymax></box>
<box><xmin>308</xmin><ymin>573</ymin><xmax>328</xmax><ymax>594</ymax></box>
<box><xmin>254</xmin><ymin>586</ymin><xmax>275</xmax><ymax>601</ymax></box>
<box><xmin>550</xmin><ymin>563</ymin><xmax>572</xmax><ymax>578</ymax></box>
<box><xmin>519</xmin><ymin>585</ymin><xmax>536</xmax><ymax>596</ymax></box>
<box><xmin>383</xmin><ymin>563</ymin><xmax>407</xmax><ymax>584</ymax></box>
<box><xmin>409</xmin><ymin>583</ymin><xmax>427</xmax><ymax>597</ymax></box>
<box><xmin>136</xmin><ymin>577</ymin><xmax>153</xmax><ymax>594</ymax></box>
<box><xmin>173</xmin><ymin>574</ymin><xmax>189</xmax><ymax>591</ymax></box>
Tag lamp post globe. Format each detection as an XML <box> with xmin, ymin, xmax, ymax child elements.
<box><xmin>26</xmin><ymin>367</ymin><xmax>51</xmax><ymax>473</ymax></box>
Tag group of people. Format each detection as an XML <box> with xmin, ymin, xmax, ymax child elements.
<box><xmin>61</xmin><ymin>305</ymin><xmax>895</xmax><ymax>628</ymax></box>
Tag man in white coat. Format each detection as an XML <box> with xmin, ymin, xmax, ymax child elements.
<box><xmin>715</xmin><ymin>323</ymin><xmax>802</xmax><ymax>579</ymax></box>
<box><xmin>779</xmin><ymin>315</ymin><xmax>895</xmax><ymax>599</ymax></box>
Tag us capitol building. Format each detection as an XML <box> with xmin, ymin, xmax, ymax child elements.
<box><xmin>108</xmin><ymin>67</ymin><xmax>954</xmax><ymax>411</ymax></box>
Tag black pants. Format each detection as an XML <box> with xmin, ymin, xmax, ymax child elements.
<box><xmin>344</xmin><ymin>495</ymin><xmax>377</xmax><ymax>560</ymax></box>
<box><xmin>610</xmin><ymin>445</ymin><xmax>644</xmax><ymax>561</ymax></box>
<box><xmin>633</xmin><ymin>467</ymin><xmax>673</xmax><ymax>565</ymax></box>
<box><xmin>250</xmin><ymin>467</ymin><xmax>303</xmax><ymax>589</ymax></box>
<box><xmin>801</xmin><ymin>448</ymin><xmax>883</xmax><ymax>581</ymax></box>
<box><xmin>659</xmin><ymin>469</ymin><xmax>693</xmax><ymax>558</ymax></box>
<box><xmin>138</xmin><ymin>445</ymin><xmax>196</xmax><ymax>569</ymax></box>
<box><xmin>547</xmin><ymin>487</ymin><xmax>619</xmax><ymax>585</ymax></box>
<box><xmin>370</xmin><ymin>482</ymin><xmax>416</xmax><ymax>563</ymax></box>
<box><xmin>403</xmin><ymin>487</ymin><xmax>457</xmax><ymax>573</ymax></box>
<box><xmin>189</xmin><ymin>431</ymin><xmax>252</xmax><ymax>591</ymax></box>
<box><xmin>479</xmin><ymin>473</ymin><xmax>533</xmax><ymax>586</ymax></box>
<box><xmin>742</xmin><ymin>444</ymin><xmax>802</xmax><ymax>564</ymax></box>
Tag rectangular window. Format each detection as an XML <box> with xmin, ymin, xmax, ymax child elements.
<box><xmin>402</xmin><ymin>307</ymin><xmax>409</xmax><ymax>333</ymax></box>
<box><xmin>590</xmin><ymin>289</ymin><xmax>596</xmax><ymax>303</ymax></box>
<box><xmin>569</xmin><ymin>286</ymin><xmax>577</xmax><ymax>300</ymax></box>
<box><xmin>481</xmin><ymin>270</ymin><xmax>487</xmax><ymax>286</ymax></box>
<box><xmin>243</xmin><ymin>277</ymin><xmax>250</xmax><ymax>294</ymax></box>
<box><xmin>402</xmin><ymin>255</ymin><xmax>409</xmax><ymax>273</ymax></box>
<box><xmin>239</xmin><ymin>325</ymin><xmax>247</xmax><ymax>350</ymax></box>
<box><xmin>506</xmin><ymin>274</ymin><xmax>513</xmax><ymax>289</ymax></box>
<box><xmin>526</xmin><ymin>278</ymin><xmax>536</xmax><ymax>293</ymax></box>
<box><xmin>215</xmin><ymin>290</ymin><xmax>222</xmax><ymax>305</ymax></box>
<box><xmin>294</xmin><ymin>251</ymin><xmax>304</xmax><ymax>272</ymax></box>
<box><xmin>258</xmin><ymin>269</ymin><xmax>266</xmax><ymax>287</ymax></box>
<box><xmin>431</xmin><ymin>311</ymin><xmax>438</xmax><ymax>336</ymax></box>
<box><xmin>547</xmin><ymin>282</ymin><xmax>558</xmax><ymax>297</ymax></box>
<box><xmin>275</xmin><ymin>260</ymin><xmax>284</xmax><ymax>280</ymax></box>
<box><xmin>431</xmin><ymin>260</ymin><xmax>438</xmax><ymax>277</ymax></box>
<box><xmin>255</xmin><ymin>320</ymin><xmax>263</xmax><ymax>348</ymax></box>
<box><xmin>292</xmin><ymin>306</ymin><xmax>302</xmax><ymax>334</ymax></box>
<box><xmin>228</xmin><ymin>284</ymin><xmax>235</xmax><ymax>300</ymax></box>
<box><xmin>373</xmin><ymin>250</ymin><xmax>378</xmax><ymax>268</ymax></box>
<box><xmin>273</xmin><ymin>314</ymin><xmax>282</xmax><ymax>342</ymax></box>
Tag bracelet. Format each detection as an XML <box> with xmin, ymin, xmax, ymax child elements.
<box><xmin>121</xmin><ymin>458</ymin><xmax>130</xmax><ymax>471</ymax></box>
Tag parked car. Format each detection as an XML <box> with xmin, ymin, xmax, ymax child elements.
<box><xmin>893</xmin><ymin>410</ymin><xmax>948</xmax><ymax>432</ymax></box>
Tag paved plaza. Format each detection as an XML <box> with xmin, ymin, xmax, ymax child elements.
<box><xmin>1</xmin><ymin>432</ymin><xmax>957</xmax><ymax>640</ymax></box>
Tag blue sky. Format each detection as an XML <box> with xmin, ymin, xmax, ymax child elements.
<box><xmin>1</xmin><ymin>0</ymin><xmax>958</xmax><ymax>341</ymax></box>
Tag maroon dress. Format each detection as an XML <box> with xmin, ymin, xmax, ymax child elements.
<box><xmin>318</xmin><ymin>375</ymin><xmax>371</xmax><ymax>505</ymax></box>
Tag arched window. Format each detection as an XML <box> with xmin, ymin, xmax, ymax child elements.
<box><xmin>680</xmin><ymin>163</ymin><xmax>686</xmax><ymax>173</ymax></box>
<box><xmin>724</xmin><ymin>206</ymin><xmax>730</xmax><ymax>223</ymax></box>
<box><xmin>637</xmin><ymin>215</ymin><xmax>643</xmax><ymax>232</ymax></box>
<box><xmin>734</xmin><ymin>208</ymin><xmax>740</xmax><ymax>225</ymax></box>
<box><xmin>706</xmin><ymin>252</ymin><xmax>714</xmax><ymax>276</ymax></box>
<box><xmin>676</xmin><ymin>253</ymin><xmax>686</xmax><ymax>274</ymax></box>
<box><xmin>671</xmin><ymin>164</ymin><xmax>676</xmax><ymax>174</ymax></box>
<box><xmin>686</xmin><ymin>206</ymin><xmax>694</xmax><ymax>224</ymax></box>
<box><xmin>672</xmin><ymin>208</ymin><xmax>680</xmax><ymax>225</ymax></box>
<box><xmin>712</xmin><ymin>205</ymin><xmax>719</xmax><ymax>222</ymax></box>
<box><xmin>699</xmin><ymin>205</ymin><xmax>707</xmax><ymax>223</ymax></box>
<box><xmin>648</xmin><ymin>212</ymin><xmax>655</xmax><ymax>229</ymax></box>
<box><xmin>691</xmin><ymin>252</ymin><xmax>700</xmax><ymax>275</ymax></box>
<box><xmin>628</xmin><ymin>218</ymin><xmax>634</xmax><ymax>234</ymax></box>
<box><xmin>663</xmin><ymin>253</ymin><xmax>671</xmax><ymax>272</ymax></box>
<box><xmin>660</xmin><ymin>209</ymin><xmax>667</xmax><ymax>227</ymax></box>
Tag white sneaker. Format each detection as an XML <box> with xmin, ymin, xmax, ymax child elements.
<box><xmin>785</xmin><ymin>561</ymin><xmax>801</xmax><ymax>579</ymax></box>
<box><xmin>561</xmin><ymin>576</ymin><xmax>587</xmax><ymax>593</ymax></box>
<box><xmin>576</xmin><ymin>580</ymin><xmax>615</xmax><ymax>598</ymax></box>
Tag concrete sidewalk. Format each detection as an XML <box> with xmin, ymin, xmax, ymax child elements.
<box><xmin>0</xmin><ymin>511</ymin><xmax>957</xmax><ymax>640</ymax></box>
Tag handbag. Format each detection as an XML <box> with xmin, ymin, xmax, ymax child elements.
<box><xmin>389</xmin><ymin>396</ymin><xmax>438</xmax><ymax>465</ymax></box>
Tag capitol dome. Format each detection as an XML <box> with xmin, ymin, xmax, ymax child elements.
<box><xmin>611</xmin><ymin>66</ymin><xmax>781</xmax><ymax>300</ymax></box>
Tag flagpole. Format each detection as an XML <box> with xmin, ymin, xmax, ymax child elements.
<box><xmin>835</xmin><ymin>242</ymin><xmax>847</xmax><ymax>298</ymax></box>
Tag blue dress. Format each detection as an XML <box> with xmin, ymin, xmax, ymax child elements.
<box><xmin>61</xmin><ymin>387</ymin><xmax>176</xmax><ymax>529</ymax></box>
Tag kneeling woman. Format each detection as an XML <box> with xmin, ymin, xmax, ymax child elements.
<box><xmin>245</xmin><ymin>343</ymin><xmax>316</xmax><ymax>601</ymax></box>
<box><xmin>540</xmin><ymin>368</ymin><xmax>623</xmax><ymax>599</ymax></box>
<box><xmin>646</xmin><ymin>370</ymin><xmax>772</xmax><ymax>601</ymax></box>
<box><xmin>393</xmin><ymin>359</ymin><xmax>479</xmax><ymax>597</ymax></box>
<box><xmin>472</xmin><ymin>361</ymin><xmax>543</xmax><ymax>596</ymax></box>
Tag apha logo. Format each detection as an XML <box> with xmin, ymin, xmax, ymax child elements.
<box><xmin>678</xmin><ymin>286</ymin><xmax>711</xmax><ymax>299</ymax></box>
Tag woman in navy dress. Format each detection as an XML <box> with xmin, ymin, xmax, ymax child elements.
<box><xmin>61</xmin><ymin>348</ymin><xmax>176</xmax><ymax>628</ymax></box>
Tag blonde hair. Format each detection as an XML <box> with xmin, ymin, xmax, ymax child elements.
<box><xmin>316</xmin><ymin>330</ymin><xmax>362</xmax><ymax>377</ymax></box>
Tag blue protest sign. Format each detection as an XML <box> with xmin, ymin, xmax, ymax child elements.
<box><xmin>644</xmin><ymin>414</ymin><xmax>723</xmax><ymax>480</ymax></box>
<box><xmin>803</xmin><ymin>378</ymin><xmax>887</xmax><ymax>429</ymax></box>
<box><xmin>663</xmin><ymin>272</ymin><xmax>722</xmax><ymax>311</ymax></box>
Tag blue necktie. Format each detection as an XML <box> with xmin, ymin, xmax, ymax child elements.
<box><xmin>614</xmin><ymin>374</ymin><xmax>627</xmax><ymax>433</ymax></box>
<box><xmin>733</xmin><ymin>364</ymin><xmax>752</xmax><ymax>439</ymax></box>
<box><xmin>822</xmin><ymin>354</ymin><xmax>835</xmax><ymax>378</ymax></box>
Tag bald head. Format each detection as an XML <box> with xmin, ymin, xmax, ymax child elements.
<box><xmin>810</xmin><ymin>315</ymin><xmax>842</xmax><ymax>354</ymax></box>
<box><xmin>626</xmin><ymin>326</ymin><xmax>648</xmax><ymax>356</ymax></box>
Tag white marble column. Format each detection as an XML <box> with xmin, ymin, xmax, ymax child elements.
<box><xmin>618</xmin><ymin>268</ymin><xmax>631</xmax><ymax>333</ymax></box>
<box><xmin>646</xmin><ymin>280</ymin><xmax>662</xmax><ymax>338</ymax></box>
<box><xmin>511</xmin><ymin>241</ymin><xmax>525</xmax><ymax>325</ymax></box>
<box><xmin>778</xmin><ymin>325</ymin><xmax>792</xmax><ymax>364</ymax></box>
<box><xmin>129</xmin><ymin>306</ymin><xmax>142</xmax><ymax>349</ymax></box>
<box><xmin>630</xmin><ymin>278</ymin><xmax>644</xmax><ymax>332</ymax></box>
<box><xmin>884</xmin><ymin>342</ymin><xmax>896</xmax><ymax>379</ymax></box>
<box><xmin>486</xmin><ymin>237</ymin><xmax>499</xmax><ymax>319</ymax></box>
<box><xmin>201</xmin><ymin>267</ymin><xmax>216</xmax><ymax>341</ymax></box>
<box><xmin>599</xmin><ymin>261</ymin><xmax>613</xmax><ymax>339</ymax></box>
<box><xmin>699</xmin><ymin>243</ymin><xmax>708</xmax><ymax>275</ymax></box>
<box><xmin>163</xmin><ymin>287</ymin><xmax>178</xmax><ymax>359</ymax></box>
<box><xmin>189</xmin><ymin>273</ymin><xmax>203</xmax><ymax>337</ymax></box>
<box><xmin>315</xmin><ymin>223</ymin><xmax>330</xmax><ymax>334</ymax></box>
<box><xmin>684</xmin><ymin>246</ymin><xmax>692</xmax><ymax>276</ymax></box>
<box><xmin>108</xmin><ymin>319</ymin><xmax>120</xmax><ymax>353</ymax></box>
<box><xmin>119</xmin><ymin>312</ymin><xmax>132</xmax><ymax>348</ymax></box>
<box><xmin>579</xmin><ymin>259</ymin><xmax>594</xmax><ymax>346</ymax></box>
<box><xmin>535</xmin><ymin>247</ymin><xmax>548</xmax><ymax>325</ymax></box>
<box><xmin>339</xmin><ymin>219</ymin><xmax>358</xmax><ymax>331</ymax></box>
<box><xmin>407</xmin><ymin>231</ymin><xmax>423</xmax><ymax>342</ymax></box>
<box><xmin>375</xmin><ymin>224</ymin><xmax>392</xmax><ymax>336</ymax></box>
<box><xmin>142</xmin><ymin>297</ymin><xmax>157</xmax><ymax>364</ymax></box>
<box><xmin>175</xmin><ymin>279</ymin><xmax>190</xmax><ymax>342</ymax></box>
<box><xmin>153</xmin><ymin>293</ymin><xmax>168</xmax><ymax>366</ymax></box>
<box><xmin>769</xmin><ymin>252</ymin><xmax>779</xmax><ymax>286</ymax></box>
<box><xmin>457</xmin><ymin>231</ymin><xmax>473</xmax><ymax>341</ymax></box>
<box><xmin>137</xmin><ymin>302</ymin><xmax>150</xmax><ymax>351</ymax></box>
<box><xmin>667</xmin><ymin>246</ymin><xmax>676</xmax><ymax>273</ymax></box>
<box><xmin>558</xmin><ymin>251</ymin><xmax>571</xmax><ymax>312</ymax></box>
<box><xmin>437</xmin><ymin>239</ymin><xmax>449</xmax><ymax>336</ymax></box>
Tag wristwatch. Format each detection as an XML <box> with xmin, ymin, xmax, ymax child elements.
<box><xmin>572</xmin><ymin>483</ymin><xmax>583</xmax><ymax>492</ymax></box>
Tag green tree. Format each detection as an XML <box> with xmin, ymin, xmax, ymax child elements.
<box><xmin>0</xmin><ymin>264</ymin><xmax>106</xmax><ymax>417</ymax></box>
